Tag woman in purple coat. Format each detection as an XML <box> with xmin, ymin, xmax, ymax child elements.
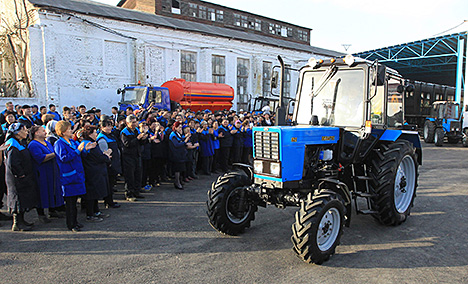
<box><xmin>54</xmin><ymin>121</ymin><xmax>94</xmax><ymax>232</ymax></box>
<box><xmin>28</xmin><ymin>126</ymin><xmax>64</xmax><ymax>223</ymax></box>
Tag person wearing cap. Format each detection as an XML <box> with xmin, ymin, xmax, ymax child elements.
<box><xmin>4</xmin><ymin>123</ymin><xmax>40</xmax><ymax>231</ymax></box>
<box><xmin>54</xmin><ymin>120</ymin><xmax>94</xmax><ymax>232</ymax></box>
<box><xmin>18</xmin><ymin>105</ymin><xmax>35</xmax><ymax>129</ymax></box>
<box><xmin>121</xmin><ymin>115</ymin><xmax>148</xmax><ymax>201</ymax></box>
<box><xmin>47</xmin><ymin>104</ymin><xmax>62</xmax><ymax>121</ymax></box>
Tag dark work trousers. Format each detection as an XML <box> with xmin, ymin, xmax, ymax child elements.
<box><xmin>242</xmin><ymin>146</ymin><xmax>253</xmax><ymax>165</ymax></box>
<box><xmin>153</xmin><ymin>158</ymin><xmax>166</xmax><ymax>183</ymax></box>
<box><xmin>85</xmin><ymin>199</ymin><xmax>99</xmax><ymax>217</ymax></box>
<box><xmin>104</xmin><ymin>173</ymin><xmax>117</xmax><ymax>206</ymax></box>
<box><xmin>64</xmin><ymin>196</ymin><xmax>78</xmax><ymax>230</ymax></box>
<box><xmin>201</xmin><ymin>156</ymin><xmax>213</xmax><ymax>174</ymax></box>
<box><xmin>231</xmin><ymin>146</ymin><xmax>242</xmax><ymax>164</ymax></box>
<box><xmin>141</xmin><ymin>159</ymin><xmax>152</xmax><ymax>187</ymax></box>
<box><xmin>219</xmin><ymin>147</ymin><xmax>231</xmax><ymax>172</ymax></box>
<box><xmin>212</xmin><ymin>149</ymin><xmax>220</xmax><ymax>172</ymax></box>
<box><xmin>191</xmin><ymin>149</ymin><xmax>199</xmax><ymax>177</ymax></box>
<box><xmin>122</xmin><ymin>154</ymin><xmax>142</xmax><ymax>197</ymax></box>
<box><xmin>0</xmin><ymin>163</ymin><xmax>6</xmax><ymax>208</ymax></box>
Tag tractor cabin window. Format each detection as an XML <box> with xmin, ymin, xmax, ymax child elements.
<box><xmin>387</xmin><ymin>77</ymin><xmax>404</xmax><ymax>127</ymax></box>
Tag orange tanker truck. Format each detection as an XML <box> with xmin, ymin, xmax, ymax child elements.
<box><xmin>117</xmin><ymin>79</ymin><xmax>234</xmax><ymax>112</ymax></box>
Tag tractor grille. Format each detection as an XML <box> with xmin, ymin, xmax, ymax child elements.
<box><xmin>450</xmin><ymin>121</ymin><xmax>461</xmax><ymax>132</ymax></box>
<box><xmin>254</xmin><ymin>131</ymin><xmax>279</xmax><ymax>160</ymax></box>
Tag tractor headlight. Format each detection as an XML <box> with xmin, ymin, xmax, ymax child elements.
<box><xmin>254</xmin><ymin>160</ymin><xmax>263</xmax><ymax>174</ymax></box>
<box><xmin>270</xmin><ymin>162</ymin><xmax>281</xmax><ymax>176</ymax></box>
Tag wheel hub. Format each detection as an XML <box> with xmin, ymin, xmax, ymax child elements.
<box><xmin>399</xmin><ymin>176</ymin><xmax>407</xmax><ymax>193</ymax></box>
<box><xmin>316</xmin><ymin>208</ymin><xmax>341</xmax><ymax>251</ymax></box>
<box><xmin>394</xmin><ymin>155</ymin><xmax>416</xmax><ymax>213</ymax></box>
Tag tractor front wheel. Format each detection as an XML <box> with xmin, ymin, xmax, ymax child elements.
<box><xmin>423</xmin><ymin>121</ymin><xmax>435</xmax><ymax>143</ymax></box>
<box><xmin>207</xmin><ymin>170</ymin><xmax>257</xmax><ymax>235</ymax></box>
<box><xmin>434</xmin><ymin>128</ymin><xmax>444</xmax><ymax>146</ymax></box>
<box><xmin>291</xmin><ymin>191</ymin><xmax>345</xmax><ymax>264</ymax></box>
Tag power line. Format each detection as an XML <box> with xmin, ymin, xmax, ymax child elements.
<box><xmin>433</xmin><ymin>20</ymin><xmax>467</xmax><ymax>37</ymax></box>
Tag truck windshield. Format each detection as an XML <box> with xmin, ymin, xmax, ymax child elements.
<box><xmin>295</xmin><ymin>68</ymin><xmax>365</xmax><ymax>127</ymax></box>
<box><xmin>122</xmin><ymin>88</ymin><xmax>147</xmax><ymax>105</ymax></box>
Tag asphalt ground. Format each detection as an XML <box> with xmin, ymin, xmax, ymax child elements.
<box><xmin>1</xmin><ymin>142</ymin><xmax>468</xmax><ymax>284</ymax></box>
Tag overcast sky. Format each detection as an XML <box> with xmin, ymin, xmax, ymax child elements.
<box><xmin>94</xmin><ymin>0</ymin><xmax>467</xmax><ymax>54</ymax></box>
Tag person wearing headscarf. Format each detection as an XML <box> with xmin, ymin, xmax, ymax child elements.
<box><xmin>54</xmin><ymin>121</ymin><xmax>93</xmax><ymax>232</ymax></box>
<box><xmin>4</xmin><ymin>123</ymin><xmax>40</xmax><ymax>231</ymax></box>
<box><xmin>45</xmin><ymin>120</ymin><xmax>59</xmax><ymax>146</ymax></box>
<box><xmin>81</xmin><ymin>125</ymin><xmax>111</xmax><ymax>222</ymax></box>
<box><xmin>28</xmin><ymin>126</ymin><xmax>65</xmax><ymax>223</ymax></box>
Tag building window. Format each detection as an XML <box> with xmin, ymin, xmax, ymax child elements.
<box><xmin>212</xmin><ymin>55</ymin><xmax>225</xmax><ymax>84</ymax></box>
<box><xmin>208</xmin><ymin>8</ymin><xmax>215</xmax><ymax>21</ymax></box>
<box><xmin>255</xmin><ymin>19</ymin><xmax>262</xmax><ymax>31</ymax></box>
<box><xmin>181</xmin><ymin>51</ymin><xmax>197</xmax><ymax>82</ymax></box>
<box><xmin>262</xmin><ymin>61</ymin><xmax>272</xmax><ymax>97</ymax></box>
<box><xmin>171</xmin><ymin>0</ymin><xmax>180</xmax><ymax>14</ymax></box>
<box><xmin>234</xmin><ymin>14</ymin><xmax>241</xmax><ymax>26</ymax></box>
<box><xmin>298</xmin><ymin>30</ymin><xmax>309</xmax><ymax>42</ymax></box>
<box><xmin>281</xmin><ymin>27</ymin><xmax>288</xmax><ymax>37</ymax></box>
<box><xmin>188</xmin><ymin>3</ymin><xmax>197</xmax><ymax>17</ymax></box>
<box><xmin>275</xmin><ymin>24</ymin><xmax>282</xmax><ymax>35</ymax></box>
<box><xmin>269</xmin><ymin>23</ymin><xmax>275</xmax><ymax>34</ymax></box>
<box><xmin>287</xmin><ymin>27</ymin><xmax>293</xmax><ymax>37</ymax></box>
<box><xmin>198</xmin><ymin>5</ymin><xmax>207</xmax><ymax>19</ymax></box>
<box><xmin>237</xmin><ymin>58</ymin><xmax>249</xmax><ymax>110</ymax></box>
<box><xmin>216</xmin><ymin>10</ymin><xmax>224</xmax><ymax>22</ymax></box>
<box><xmin>241</xmin><ymin>15</ymin><xmax>248</xmax><ymax>28</ymax></box>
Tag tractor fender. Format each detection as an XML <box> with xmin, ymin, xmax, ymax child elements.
<box><xmin>318</xmin><ymin>178</ymin><xmax>352</xmax><ymax>227</ymax></box>
<box><xmin>232</xmin><ymin>163</ymin><xmax>254</xmax><ymax>183</ymax></box>
<box><xmin>379</xmin><ymin>130</ymin><xmax>422</xmax><ymax>165</ymax></box>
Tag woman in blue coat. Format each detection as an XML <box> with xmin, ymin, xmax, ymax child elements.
<box><xmin>54</xmin><ymin>121</ymin><xmax>94</xmax><ymax>232</ymax></box>
<box><xmin>4</xmin><ymin>123</ymin><xmax>40</xmax><ymax>231</ymax></box>
<box><xmin>28</xmin><ymin>126</ymin><xmax>64</xmax><ymax>223</ymax></box>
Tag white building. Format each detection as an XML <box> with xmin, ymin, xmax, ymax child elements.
<box><xmin>0</xmin><ymin>0</ymin><xmax>342</xmax><ymax>112</ymax></box>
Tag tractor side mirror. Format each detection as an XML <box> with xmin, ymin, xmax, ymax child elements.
<box><xmin>311</xmin><ymin>115</ymin><xmax>319</xmax><ymax>126</ymax></box>
<box><xmin>371</xmin><ymin>65</ymin><xmax>386</xmax><ymax>86</ymax></box>
<box><xmin>117</xmin><ymin>88</ymin><xmax>123</xmax><ymax>95</ymax></box>
<box><xmin>405</xmin><ymin>84</ymin><xmax>415</xmax><ymax>93</ymax></box>
<box><xmin>271</xmin><ymin>71</ymin><xmax>279</xmax><ymax>89</ymax></box>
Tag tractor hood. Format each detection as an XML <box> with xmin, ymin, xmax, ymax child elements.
<box><xmin>252</xmin><ymin>125</ymin><xmax>339</xmax><ymax>182</ymax></box>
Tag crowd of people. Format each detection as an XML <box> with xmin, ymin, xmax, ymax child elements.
<box><xmin>0</xmin><ymin>101</ymin><xmax>283</xmax><ymax>232</ymax></box>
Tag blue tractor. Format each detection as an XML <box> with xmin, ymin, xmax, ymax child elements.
<box><xmin>423</xmin><ymin>101</ymin><xmax>462</xmax><ymax>146</ymax></box>
<box><xmin>206</xmin><ymin>55</ymin><xmax>422</xmax><ymax>264</ymax></box>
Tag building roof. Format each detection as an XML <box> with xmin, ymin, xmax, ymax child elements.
<box><xmin>353</xmin><ymin>32</ymin><xmax>467</xmax><ymax>86</ymax></box>
<box><xmin>28</xmin><ymin>0</ymin><xmax>344</xmax><ymax>57</ymax></box>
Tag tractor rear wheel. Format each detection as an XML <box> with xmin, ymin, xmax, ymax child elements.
<box><xmin>367</xmin><ymin>141</ymin><xmax>418</xmax><ymax>226</ymax></box>
<box><xmin>423</xmin><ymin>121</ymin><xmax>435</xmax><ymax>143</ymax></box>
<box><xmin>434</xmin><ymin>128</ymin><xmax>444</xmax><ymax>146</ymax></box>
<box><xmin>291</xmin><ymin>191</ymin><xmax>345</xmax><ymax>264</ymax></box>
<box><xmin>207</xmin><ymin>170</ymin><xmax>257</xmax><ymax>235</ymax></box>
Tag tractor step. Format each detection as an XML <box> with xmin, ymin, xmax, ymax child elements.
<box><xmin>357</xmin><ymin>209</ymin><xmax>379</xmax><ymax>215</ymax></box>
<box><xmin>354</xmin><ymin>176</ymin><xmax>372</xmax><ymax>181</ymax></box>
<box><xmin>354</xmin><ymin>192</ymin><xmax>377</xmax><ymax>198</ymax></box>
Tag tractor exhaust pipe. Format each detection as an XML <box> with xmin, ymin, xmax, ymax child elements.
<box><xmin>275</xmin><ymin>55</ymin><xmax>287</xmax><ymax>126</ymax></box>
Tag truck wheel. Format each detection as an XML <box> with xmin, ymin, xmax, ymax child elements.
<box><xmin>206</xmin><ymin>170</ymin><xmax>257</xmax><ymax>235</ymax></box>
<box><xmin>368</xmin><ymin>141</ymin><xmax>418</xmax><ymax>226</ymax></box>
<box><xmin>291</xmin><ymin>191</ymin><xmax>345</xmax><ymax>264</ymax></box>
<box><xmin>423</xmin><ymin>121</ymin><xmax>435</xmax><ymax>143</ymax></box>
<box><xmin>434</xmin><ymin>128</ymin><xmax>444</xmax><ymax>146</ymax></box>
